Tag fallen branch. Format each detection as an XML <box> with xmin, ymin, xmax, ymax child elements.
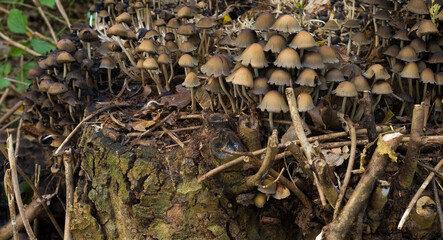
<box><xmin>54</xmin><ymin>102</ymin><xmax>131</xmax><ymax>155</ymax></box>
<box><xmin>325</xmin><ymin>132</ymin><xmax>404</xmax><ymax>240</ymax></box>
<box><xmin>6</xmin><ymin>135</ymin><xmax>36</xmax><ymax>240</ymax></box>
<box><xmin>333</xmin><ymin>119</ymin><xmax>356</xmax><ymax>219</ymax></box>
<box><xmin>399</xmin><ymin>104</ymin><xmax>424</xmax><ymax>187</ymax></box>
<box><xmin>63</xmin><ymin>149</ymin><xmax>74</xmax><ymax>240</ymax></box>
<box><xmin>0</xmin><ymin>101</ymin><xmax>23</xmax><ymax>125</ymax></box>
<box><xmin>286</xmin><ymin>87</ymin><xmax>327</xmax><ymax>207</ymax></box>
<box><xmin>3</xmin><ymin>170</ymin><xmax>18</xmax><ymax>240</ymax></box>
<box><xmin>0</xmin><ymin>32</ymin><xmax>41</xmax><ymax>56</ymax></box>
<box><xmin>398</xmin><ymin>158</ymin><xmax>443</xmax><ymax>230</ymax></box>
<box><xmin>0</xmin><ymin>198</ymin><xmax>43</xmax><ymax>240</ymax></box>
<box><xmin>247</xmin><ymin>130</ymin><xmax>278</xmax><ymax>187</ymax></box>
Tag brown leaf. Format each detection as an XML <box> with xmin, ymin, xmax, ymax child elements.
<box><xmin>129</xmin><ymin>120</ymin><xmax>156</xmax><ymax>132</ymax></box>
<box><xmin>194</xmin><ymin>86</ymin><xmax>212</xmax><ymax>110</ymax></box>
<box><xmin>160</xmin><ymin>85</ymin><xmax>191</xmax><ymax>109</ymax></box>
<box><xmin>307</xmin><ymin>107</ymin><xmax>326</xmax><ymax>129</ymax></box>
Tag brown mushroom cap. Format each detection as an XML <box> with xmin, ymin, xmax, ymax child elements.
<box><xmin>115</xmin><ymin>12</ymin><xmax>132</xmax><ymax>24</ymax></box>
<box><xmin>252</xmin><ymin>13</ymin><xmax>276</xmax><ymax>31</ymax></box>
<box><xmin>383</xmin><ymin>45</ymin><xmax>400</xmax><ymax>57</ymax></box>
<box><xmin>108</xmin><ymin>24</ymin><xmax>127</xmax><ymax>38</ymax></box>
<box><xmin>323</xmin><ymin>20</ymin><xmax>339</xmax><ymax>31</ymax></box>
<box><xmin>182</xmin><ymin>72</ymin><xmax>200</xmax><ymax>87</ymax></box>
<box><xmin>351</xmin><ymin>32</ymin><xmax>371</xmax><ymax>45</ymax></box>
<box><xmin>27</xmin><ymin>65</ymin><xmax>44</xmax><ymax>79</ymax></box>
<box><xmin>264</xmin><ymin>34</ymin><xmax>287</xmax><ymax>53</ymax></box>
<box><xmin>333</xmin><ymin>81</ymin><xmax>358</xmax><ymax>97</ymax></box>
<box><xmin>436</xmin><ymin>72</ymin><xmax>443</xmax><ymax>85</ymax></box>
<box><xmin>176</xmin><ymin>6</ymin><xmax>194</xmax><ymax>19</ymax></box>
<box><xmin>376</xmin><ymin>26</ymin><xmax>392</xmax><ymax>39</ymax></box>
<box><xmin>363</xmin><ymin>64</ymin><xmax>390</xmax><ymax>80</ymax></box>
<box><xmin>201</xmin><ymin>55</ymin><xmax>232</xmax><ymax>77</ymax></box>
<box><xmin>274</xmin><ymin>48</ymin><xmax>302</xmax><ymax>69</ymax></box>
<box><xmin>297</xmin><ymin>92</ymin><xmax>315</xmax><ymax>112</ymax></box>
<box><xmin>428</xmin><ymin>52</ymin><xmax>443</xmax><ymax>64</ymax></box>
<box><xmin>167</xmin><ymin>18</ymin><xmax>180</xmax><ymax>29</ymax></box>
<box><xmin>48</xmin><ymin>82</ymin><xmax>69</xmax><ymax>95</ymax></box>
<box><xmin>318</xmin><ymin>46</ymin><xmax>340</xmax><ymax>64</ymax></box>
<box><xmin>205</xmin><ymin>77</ymin><xmax>222</xmax><ymax>94</ymax></box>
<box><xmin>180</xmin><ymin>41</ymin><xmax>198</xmax><ymax>53</ymax></box>
<box><xmin>428</xmin><ymin>41</ymin><xmax>442</xmax><ymax>53</ymax></box>
<box><xmin>416</xmin><ymin>20</ymin><xmax>439</xmax><ymax>37</ymax></box>
<box><xmin>296</xmin><ymin>68</ymin><xmax>318</xmax><ymax>87</ymax></box>
<box><xmin>178</xmin><ymin>54</ymin><xmax>198</xmax><ymax>68</ymax></box>
<box><xmin>371</xmin><ymin>81</ymin><xmax>392</xmax><ymax>95</ymax></box>
<box><xmin>158</xmin><ymin>53</ymin><xmax>173</xmax><ymax>64</ymax></box>
<box><xmin>400</xmin><ymin>62</ymin><xmax>420</xmax><ymax>79</ymax></box>
<box><xmin>56</xmin><ymin>39</ymin><xmax>76</xmax><ymax>53</ymax></box>
<box><xmin>420</xmin><ymin>68</ymin><xmax>435</xmax><ymax>84</ymax></box>
<box><xmin>341</xmin><ymin>64</ymin><xmax>362</xmax><ymax>78</ymax></box>
<box><xmin>351</xmin><ymin>75</ymin><xmax>371</xmax><ymax>92</ymax></box>
<box><xmin>143</xmin><ymin>57</ymin><xmax>159</xmax><ymax>70</ymax></box>
<box><xmin>302</xmin><ymin>52</ymin><xmax>325</xmax><ymax>69</ymax></box>
<box><xmin>343</xmin><ymin>19</ymin><xmax>360</xmax><ymax>29</ymax></box>
<box><xmin>226</xmin><ymin>67</ymin><xmax>254</xmax><ymax>88</ymax></box>
<box><xmin>138</xmin><ymin>39</ymin><xmax>157</xmax><ymax>54</ymax></box>
<box><xmin>79</xmin><ymin>28</ymin><xmax>99</xmax><ymax>42</ymax></box>
<box><xmin>393</xmin><ymin>29</ymin><xmax>411</xmax><ymax>41</ymax></box>
<box><xmin>268</xmin><ymin>69</ymin><xmax>292</xmax><ymax>86</ymax></box>
<box><xmin>258</xmin><ymin>90</ymin><xmax>289</xmax><ymax>113</ymax></box>
<box><xmin>100</xmin><ymin>57</ymin><xmax>117</xmax><ymax>69</ymax></box>
<box><xmin>251</xmin><ymin>77</ymin><xmax>270</xmax><ymax>95</ymax></box>
<box><xmin>406</xmin><ymin>0</ymin><xmax>429</xmax><ymax>15</ymax></box>
<box><xmin>232</xmin><ymin>29</ymin><xmax>258</xmax><ymax>48</ymax></box>
<box><xmin>56</xmin><ymin>51</ymin><xmax>75</xmax><ymax>65</ymax></box>
<box><xmin>235</xmin><ymin>43</ymin><xmax>268</xmax><ymax>69</ymax></box>
<box><xmin>271</xmin><ymin>15</ymin><xmax>302</xmax><ymax>33</ymax></box>
<box><xmin>326</xmin><ymin>69</ymin><xmax>345</xmax><ymax>83</ymax></box>
<box><xmin>289</xmin><ymin>31</ymin><xmax>317</xmax><ymax>49</ymax></box>
<box><xmin>396</xmin><ymin>45</ymin><xmax>419</xmax><ymax>62</ymax></box>
<box><xmin>165</xmin><ymin>41</ymin><xmax>179</xmax><ymax>52</ymax></box>
<box><xmin>373</xmin><ymin>9</ymin><xmax>391</xmax><ymax>21</ymax></box>
<box><xmin>410</xmin><ymin>38</ymin><xmax>427</xmax><ymax>53</ymax></box>
<box><xmin>196</xmin><ymin>17</ymin><xmax>217</xmax><ymax>29</ymax></box>
<box><xmin>177</xmin><ymin>24</ymin><xmax>197</xmax><ymax>36</ymax></box>
<box><xmin>391</xmin><ymin>62</ymin><xmax>404</xmax><ymax>74</ymax></box>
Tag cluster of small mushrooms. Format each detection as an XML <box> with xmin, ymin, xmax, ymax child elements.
<box><xmin>20</xmin><ymin>0</ymin><xmax>443</xmax><ymax>152</ymax></box>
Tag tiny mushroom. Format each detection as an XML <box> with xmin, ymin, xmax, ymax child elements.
<box><xmin>258</xmin><ymin>90</ymin><xmax>289</xmax><ymax>129</ymax></box>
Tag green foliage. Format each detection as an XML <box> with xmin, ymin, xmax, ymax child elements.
<box><xmin>0</xmin><ymin>63</ymin><xmax>12</xmax><ymax>89</ymax></box>
<box><xmin>294</xmin><ymin>0</ymin><xmax>305</xmax><ymax>11</ymax></box>
<box><xmin>7</xmin><ymin>9</ymin><xmax>28</xmax><ymax>34</ymax></box>
<box><xmin>429</xmin><ymin>0</ymin><xmax>441</xmax><ymax>28</ymax></box>
<box><xmin>31</xmin><ymin>37</ymin><xmax>56</xmax><ymax>55</ymax></box>
<box><xmin>40</xmin><ymin>0</ymin><xmax>56</xmax><ymax>8</ymax></box>
<box><xmin>9</xmin><ymin>41</ymin><xmax>31</xmax><ymax>56</ymax></box>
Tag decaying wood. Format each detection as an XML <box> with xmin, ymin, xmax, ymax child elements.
<box><xmin>398</xmin><ymin>104</ymin><xmax>424</xmax><ymax>188</ymax></box>
<box><xmin>247</xmin><ymin>130</ymin><xmax>278</xmax><ymax>187</ymax></box>
<box><xmin>325</xmin><ymin>132</ymin><xmax>404</xmax><ymax>240</ymax></box>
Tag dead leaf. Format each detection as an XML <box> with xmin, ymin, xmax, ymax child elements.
<box><xmin>160</xmin><ymin>85</ymin><xmax>191</xmax><ymax>109</ymax></box>
<box><xmin>307</xmin><ymin>107</ymin><xmax>326</xmax><ymax>129</ymax></box>
<box><xmin>322</xmin><ymin>147</ymin><xmax>349</xmax><ymax>167</ymax></box>
<box><xmin>194</xmin><ymin>86</ymin><xmax>212</xmax><ymax>110</ymax></box>
<box><xmin>130</xmin><ymin>120</ymin><xmax>156</xmax><ymax>132</ymax></box>
<box><xmin>281</xmin><ymin>120</ymin><xmax>311</xmax><ymax>144</ymax></box>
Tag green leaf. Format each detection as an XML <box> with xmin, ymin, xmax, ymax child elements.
<box><xmin>30</xmin><ymin>38</ymin><xmax>55</xmax><ymax>55</ymax></box>
<box><xmin>40</xmin><ymin>0</ymin><xmax>55</xmax><ymax>8</ymax></box>
<box><xmin>0</xmin><ymin>64</ymin><xmax>12</xmax><ymax>89</ymax></box>
<box><xmin>9</xmin><ymin>41</ymin><xmax>31</xmax><ymax>57</ymax></box>
<box><xmin>7</xmin><ymin>9</ymin><xmax>28</xmax><ymax>34</ymax></box>
<box><xmin>16</xmin><ymin>62</ymin><xmax>36</xmax><ymax>91</ymax></box>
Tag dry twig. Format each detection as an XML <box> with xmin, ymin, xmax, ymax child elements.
<box><xmin>398</xmin><ymin>158</ymin><xmax>443</xmax><ymax>230</ymax></box>
<box><xmin>6</xmin><ymin>135</ymin><xmax>36</xmax><ymax>240</ymax></box>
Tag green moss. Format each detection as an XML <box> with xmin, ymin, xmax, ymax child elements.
<box><xmin>177</xmin><ymin>178</ymin><xmax>202</xmax><ymax>195</ymax></box>
<box><xmin>207</xmin><ymin>225</ymin><xmax>230</xmax><ymax>240</ymax></box>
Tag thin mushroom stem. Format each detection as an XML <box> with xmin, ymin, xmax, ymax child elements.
<box><xmin>372</xmin><ymin>94</ymin><xmax>382</xmax><ymax>111</ymax></box>
<box><xmin>218</xmin><ymin>76</ymin><xmax>237</xmax><ymax>113</ymax></box>
<box><xmin>107</xmin><ymin>68</ymin><xmax>114</xmax><ymax>93</ymax></box>
<box><xmin>340</xmin><ymin>96</ymin><xmax>347</xmax><ymax>113</ymax></box>
<box><xmin>269</xmin><ymin>112</ymin><xmax>274</xmax><ymax>130</ymax></box>
<box><xmin>408</xmin><ymin>78</ymin><xmax>414</xmax><ymax>100</ymax></box>
<box><xmin>190</xmin><ymin>87</ymin><xmax>196</xmax><ymax>111</ymax></box>
<box><xmin>242</xmin><ymin>85</ymin><xmax>255</xmax><ymax>104</ymax></box>
<box><xmin>422</xmin><ymin>82</ymin><xmax>428</xmax><ymax>102</ymax></box>
<box><xmin>415</xmin><ymin>80</ymin><xmax>420</xmax><ymax>103</ymax></box>
<box><xmin>218</xmin><ymin>93</ymin><xmax>229</xmax><ymax>114</ymax></box>
<box><xmin>328</xmin><ymin>31</ymin><xmax>332</xmax><ymax>46</ymax></box>
<box><xmin>347</xmin><ymin>29</ymin><xmax>353</xmax><ymax>56</ymax></box>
